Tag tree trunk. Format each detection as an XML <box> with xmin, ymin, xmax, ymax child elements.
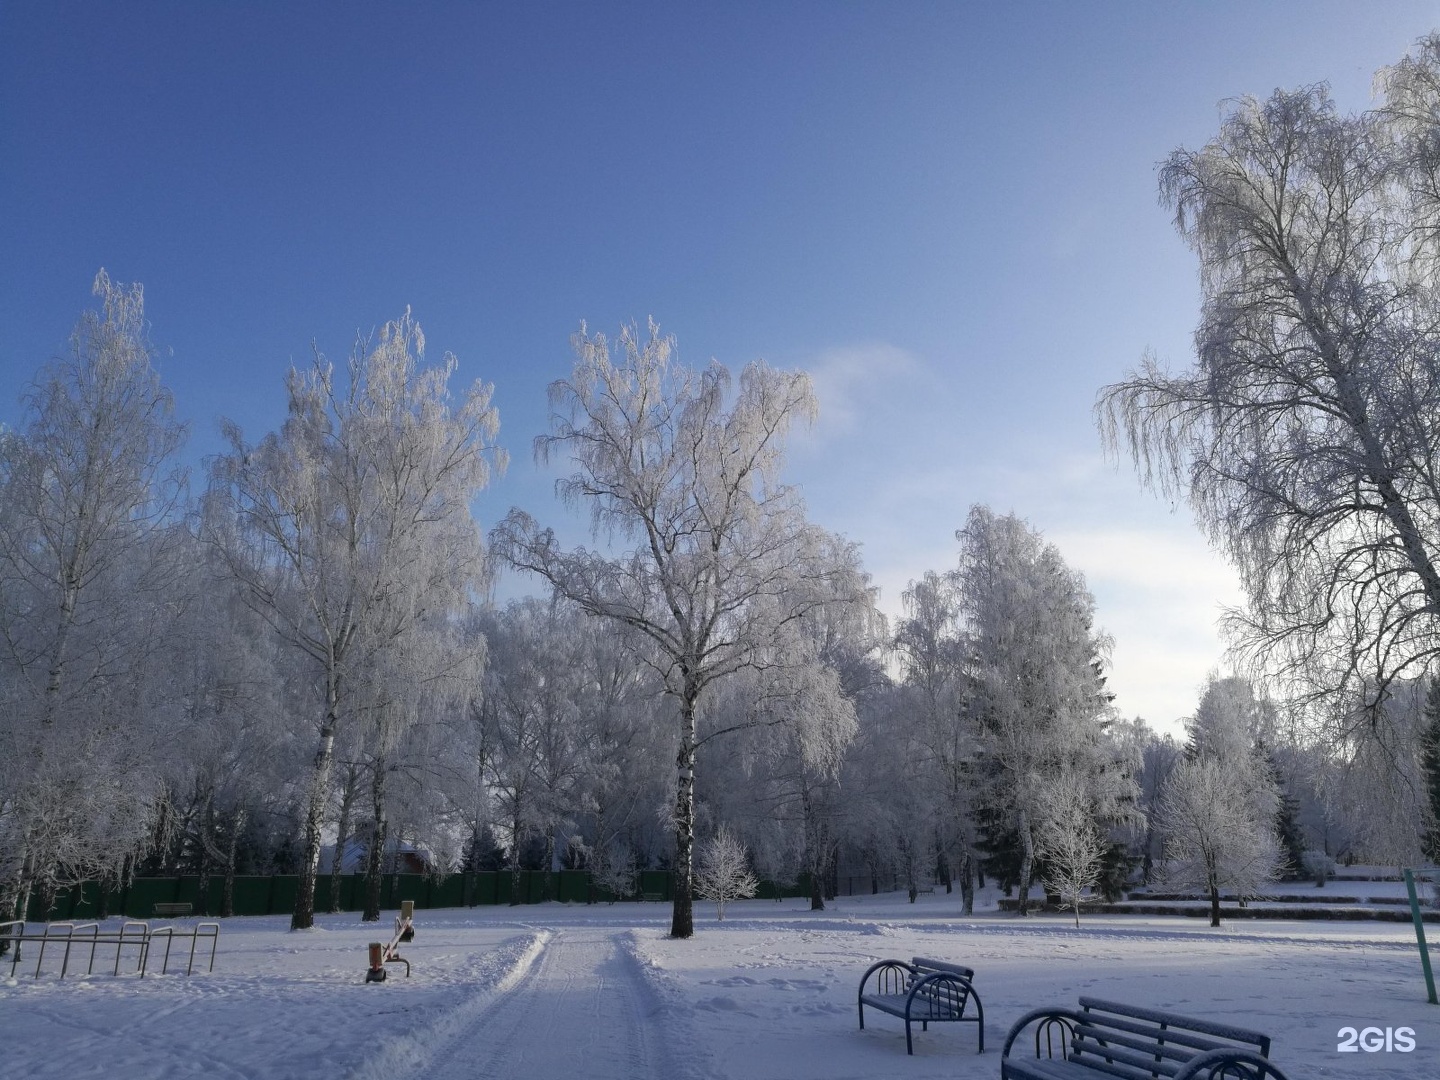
<box><xmin>363</xmin><ymin>759</ymin><xmax>388</xmax><ymax>922</ymax></box>
<box><xmin>329</xmin><ymin>764</ymin><xmax>359</xmax><ymax>914</ymax></box>
<box><xmin>802</xmin><ymin>785</ymin><xmax>824</xmax><ymax>911</ymax></box>
<box><xmin>41</xmin><ymin>589</ymin><xmax>76</xmax><ymax>724</ymax></box>
<box><xmin>196</xmin><ymin>794</ymin><xmax>214</xmax><ymax>916</ymax></box>
<box><xmin>1207</xmin><ymin>853</ymin><xmax>1222</xmax><ymax>927</ymax></box>
<box><xmin>292</xmin><ymin>722</ymin><xmax>337</xmax><ymax>930</ymax></box>
<box><xmin>543</xmin><ymin>833</ymin><xmax>555</xmax><ymax>902</ymax></box>
<box><xmin>0</xmin><ymin>842</ymin><xmax>30</xmax><ymax>928</ymax></box>
<box><xmin>222</xmin><ymin>808</ymin><xmax>244</xmax><ymax>918</ymax></box>
<box><xmin>1016</xmin><ymin>808</ymin><xmax>1035</xmax><ymax>917</ymax></box>
<box><xmin>508</xmin><ymin>805</ymin><xmax>524</xmax><ymax>906</ymax></box>
<box><xmin>958</xmin><ymin>848</ymin><xmax>975</xmax><ymax>916</ymax></box>
<box><xmin>670</xmin><ymin>688</ymin><xmax>698</xmax><ymax>939</ymax></box>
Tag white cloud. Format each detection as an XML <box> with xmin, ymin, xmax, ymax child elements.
<box><xmin>1050</xmin><ymin>522</ymin><xmax>1243</xmax><ymax>736</ymax></box>
<box><xmin>797</xmin><ymin>342</ymin><xmax>923</xmax><ymax>437</ymax></box>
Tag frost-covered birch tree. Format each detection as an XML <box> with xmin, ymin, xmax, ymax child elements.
<box><xmin>350</xmin><ymin>608</ymin><xmax>482</xmax><ymax>920</ymax></box>
<box><xmin>1156</xmin><ymin>675</ymin><xmax>1284</xmax><ymax>926</ymax></box>
<box><xmin>894</xmin><ymin>570</ymin><xmax>980</xmax><ymax>912</ymax></box>
<box><xmin>164</xmin><ymin>536</ymin><xmax>302</xmax><ymax>917</ymax></box>
<box><xmin>492</xmin><ymin>320</ymin><xmax>869</xmax><ymax>938</ymax></box>
<box><xmin>203</xmin><ymin>313</ymin><xmax>501</xmax><ymax>929</ymax></box>
<box><xmin>475</xmin><ymin>599</ymin><xmax>587</xmax><ymax>905</ymax></box>
<box><xmin>578</xmin><ymin>626</ymin><xmax>667</xmax><ymax>901</ymax></box>
<box><xmin>1157</xmin><ymin>757</ymin><xmax>1282</xmax><ymax>927</ymax></box>
<box><xmin>1110</xmin><ymin>716</ymin><xmax>1181</xmax><ymax>883</ymax></box>
<box><xmin>714</xmin><ymin>538</ymin><xmax>880</xmax><ymax>911</ymax></box>
<box><xmin>0</xmin><ymin>271</ymin><xmax>187</xmax><ymax>923</ymax></box>
<box><xmin>955</xmin><ymin>506</ymin><xmax>1130</xmax><ymax>916</ymax></box>
<box><xmin>1329</xmin><ymin>678</ymin><xmax>1432</xmax><ymax>865</ymax></box>
<box><xmin>1098</xmin><ymin>35</ymin><xmax>1440</xmax><ymax>739</ymax></box>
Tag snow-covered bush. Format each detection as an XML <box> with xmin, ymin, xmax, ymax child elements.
<box><xmin>1301</xmin><ymin>849</ymin><xmax>1334</xmax><ymax>887</ymax></box>
<box><xmin>592</xmin><ymin>843</ymin><xmax>638</xmax><ymax>903</ymax></box>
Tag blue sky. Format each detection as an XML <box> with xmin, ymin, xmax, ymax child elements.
<box><xmin>3</xmin><ymin>2</ymin><xmax>1436</xmax><ymax>732</ymax></box>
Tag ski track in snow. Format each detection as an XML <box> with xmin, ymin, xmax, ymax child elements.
<box><xmin>401</xmin><ymin>927</ymin><xmax>700</xmax><ymax>1080</ymax></box>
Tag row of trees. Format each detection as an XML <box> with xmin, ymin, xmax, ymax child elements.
<box><xmin>13</xmin><ymin>30</ymin><xmax>1440</xmax><ymax>936</ymax></box>
<box><xmin>2</xmin><ymin>267</ymin><xmax>1437</xmax><ymax>943</ymax></box>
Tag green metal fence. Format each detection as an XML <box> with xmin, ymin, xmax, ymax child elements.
<box><xmin>23</xmin><ymin>870</ymin><xmax>812</xmax><ymax>921</ymax></box>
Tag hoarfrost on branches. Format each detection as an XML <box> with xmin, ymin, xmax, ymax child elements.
<box><xmin>694</xmin><ymin>825</ymin><xmax>759</xmax><ymax>920</ymax></box>
<box><xmin>1035</xmin><ymin>770</ymin><xmax>1108</xmax><ymax>928</ymax></box>
<box><xmin>203</xmin><ymin>312</ymin><xmax>502</xmax><ymax>928</ymax></box>
<box><xmin>955</xmin><ymin>506</ymin><xmax>1133</xmax><ymax>915</ymax></box>
<box><xmin>1098</xmin><ymin>34</ymin><xmax>1440</xmax><ymax>746</ymax></box>
<box><xmin>492</xmin><ymin>320</ymin><xmax>869</xmax><ymax>938</ymax></box>
<box><xmin>0</xmin><ymin>271</ymin><xmax>186</xmax><ymax>923</ymax></box>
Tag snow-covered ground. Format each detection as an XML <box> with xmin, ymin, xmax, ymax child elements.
<box><xmin>3</xmin><ymin>889</ymin><xmax>1436</xmax><ymax>1079</ymax></box>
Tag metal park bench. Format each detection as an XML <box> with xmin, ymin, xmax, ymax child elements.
<box><xmin>152</xmin><ymin>902</ymin><xmax>193</xmax><ymax>918</ymax></box>
<box><xmin>1001</xmin><ymin>997</ymin><xmax>1294</xmax><ymax>1080</ymax></box>
<box><xmin>857</xmin><ymin>956</ymin><xmax>984</xmax><ymax>1055</ymax></box>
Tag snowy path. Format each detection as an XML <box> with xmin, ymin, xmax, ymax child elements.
<box><xmin>405</xmin><ymin>927</ymin><xmax>687</xmax><ymax>1080</ymax></box>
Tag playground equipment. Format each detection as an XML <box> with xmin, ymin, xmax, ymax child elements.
<box><xmin>1</xmin><ymin>918</ymin><xmax>219</xmax><ymax>979</ymax></box>
<box><xmin>1403</xmin><ymin>869</ymin><xmax>1437</xmax><ymax>1005</ymax></box>
<box><xmin>365</xmin><ymin>899</ymin><xmax>415</xmax><ymax>983</ymax></box>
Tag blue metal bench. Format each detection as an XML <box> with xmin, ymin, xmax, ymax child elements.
<box><xmin>1001</xmin><ymin>996</ymin><xmax>1294</xmax><ymax>1080</ymax></box>
<box><xmin>857</xmin><ymin>956</ymin><xmax>984</xmax><ymax>1055</ymax></box>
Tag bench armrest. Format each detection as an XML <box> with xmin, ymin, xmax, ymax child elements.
<box><xmin>858</xmin><ymin>958</ymin><xmax>916</xmax><ymax>996</ymax></box>
<box><xmin>1001</xmin><ymin>1007</ymin><xmax>1083</xmax><ymax>1060</ymax></box>
<box><xmin>1174</xmin><ymin>1048</ymin><xmax>1292</xmax><ymax>1080</ymax></box>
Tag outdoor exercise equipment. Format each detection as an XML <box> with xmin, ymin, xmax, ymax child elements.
<box><xmin>1403</xmin><ymin>868</ymin><xmax>1437</xmax><ymax>1005</ymax></box>
<box><xmin>364</xmin><ymin>899</ymin><xmax>414</xmax><ymax>983</ymax></box>
<box><xmin>1</xmin><ymin>918</ymin><xmax>219</xmax><ymax>979</ymax></box>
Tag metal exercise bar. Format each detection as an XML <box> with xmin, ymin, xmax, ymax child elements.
<box><xmin>191</xmin><ymin>922</ymin><xmax>220</xmax><ymax>975</ymax></box>
<box><xmin>115</xmin><ymin>921</ymin><xmax>149</xmax><ymax>976</ymax></box>
<box><xmin>60</xmin><ymin>922</ymin><xmax>99</xmax><ymax>979</ymax></box>
<box><xmin>35</xmin><ymin>923</ymin><xmax>75</xmax><ymax>978</ymax></box>
<box><xmin>0</xmin><ymin>920</ymin><xmax>220</xmax><ymax>979</ymax></box>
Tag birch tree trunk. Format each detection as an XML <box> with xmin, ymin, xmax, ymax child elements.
<box><xmin>223</xmin><ymin>809</ymin><xmax>245</xmax><ymax>918</ymax></box>
<box><xmin>671</xmin><ymin>692</ymin><xmax>698</xmax><ymax>938</ymax></box>
<box><xmin>958</xmin><ymin>848</ymin><xmax>975</xmax><ymax>916</ymax></box>
<box><xmin>1015</xmin><ymin>807</ymin><xmax>1035</xmax><ymax>917</ymax></box>
<box><xmin>294</xmin><ymin>722</ymin><xmax>337</xmax><ymax>930</ymax></box>
<box><xmin>329</xmin><ymin>764</ymin><xmax>359</xmax><ymax>914</ymax></box>
<box><xmin>363</xmin><ymin>757</ymin><xmax>388</xmax><ymax>922</ymax></box>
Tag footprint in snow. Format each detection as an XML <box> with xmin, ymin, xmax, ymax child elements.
<box><xmin>767</xmin><ymin>978</ymin><xmax>826</xmax><ymax>992</ymax></box>
<box><xmin>697</xmin><ymin>995</ymin><xmax>754</xmax><ymax>1015</ymax></box>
